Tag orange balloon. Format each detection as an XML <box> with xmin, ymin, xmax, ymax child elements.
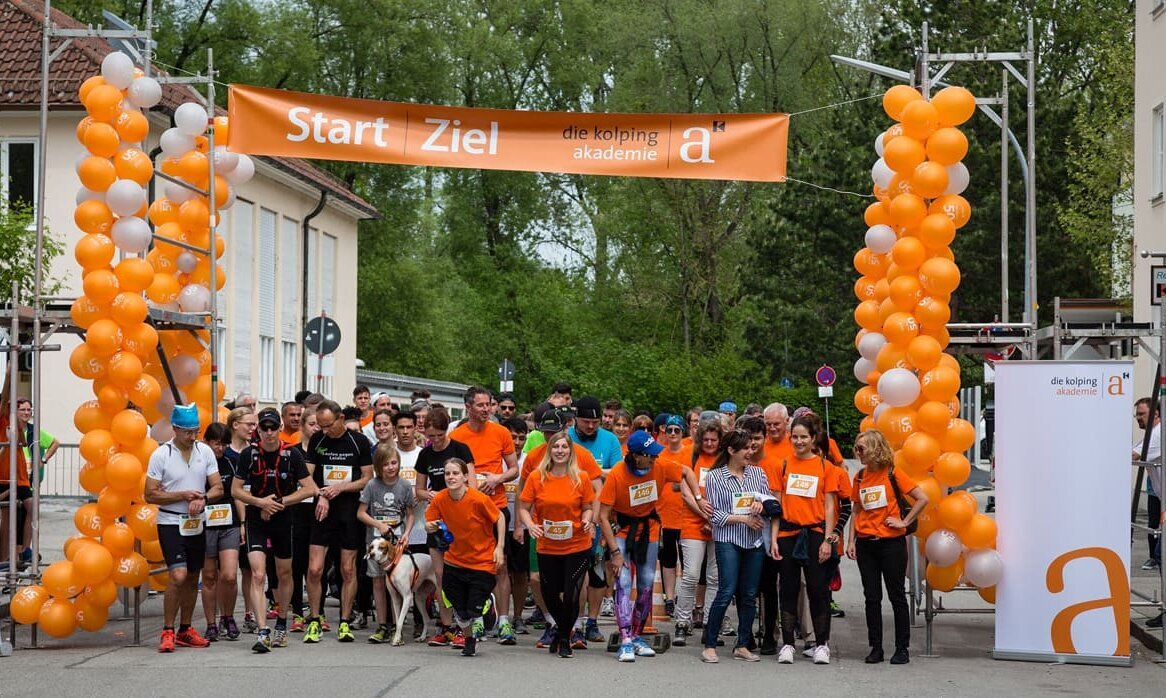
<box><xmin>146</xmin><ymin>272</ymin><xmax>181</xmax><ymax>304</ymax></box>
<box><xmin>900</xmin><ymin>100</ymin><xmax>939</xmax><ymax>141</ymax></box>
<box><xmin>926</xmin><ymin>127</ymin><xmax>969</xmax><ymax>165</ymax></box>
<box><xmin>178</xmin><ymin>197</ymin><xmax>210</xmax><ymax>234</ymax></box>
<box><xmin>214</xmin><ymin>115</ymin><xmax>231</xmax><ymax>143</ymax></box>
<box><xmin>128</xmin><ymin>436</ymin><xmax>159</xmax><ymax>471</ymax></box>
<box><xmin>978</xmin><ymin>585</ymin><xmax>996</xmax><ymax>604</ymax></box>
<box><xmin>68</xmin><ymin>343</ymin><xmax>106</xmax><ymax>381</ymax></box>
<box><xmin>74</xmin><ymin>399</ymin><xmax>111</xmax><ymax>433</ymax></box>
<box><xmin>919</xmin><ymin>257</ymin><xmax>961</xmax><ymax>296</ymax></box>
<box><xmin>911</xmin><ymin>161</ymin><xmax>949</xmax><ymax>199</ymax></box>
<box><xmin>150</xmin><ymin>570</ymin><xmax>170</xmax><ymax>592</ymax></box>
<box><xmin>906</xmin><ymin>335</ymin><xmax>943</xmax><ymax>371</ymax></box>
<box><xmin>112</xmin><ymin>259</ymin><xmax>153</xmax><ymax>294</ymax></box>
<box><xmin>876</xmin><ymin>406</ymin><xmax>916</xmax><ymax>448</ymax></box>
<box><xmin>106</xmin><ymin>453</ymin><xmax>144</xmax><ymax>493</ymax></box>
<box><xmin>82</xmin><ymin>577</ymin><xmax>120</xmax><ymax>609</ymax></box>
<box><xmin>932</xmin><ymin>86</ymin><xmax>976</xmax><ymax>126</ymax></box>
<box><xmin>79</xmin><ymin>75</ymin><xmax>106</xmax><ymax>104</ymax></box>
<box><xmin>918</xmin><ymin>213</ymin><xmax>956</xmax><ymax>249</ymax></box>
<box><xmin>942</xmin><ymin>418</ymin><xmax>977</xmax><ymax>453</ymax></box>
<box><xmin>79</xmin><ymin>429</ymin><xmax>117</xmax><ymax>466</ymax></box>
<box><xmin>888</xmin><ymin>172</ymin><xmax>915</xmax><ymax>198</ymax></box>
<box><xmin>83</xmin><ymin>121</ymin><xmax>120</xmax><ymax>157</ymax></box>
<box><xmin>96</xmin><ymin>382</ymin><xmax>129</xmax><ymax>416</ymax></box>
<box><xmin>127</xmin><ymin>504</ymin><xmax>159</xmax><ymax>541</ymax></box>
<box><xmin>177</xmin><ymin>150</ymin><xmax>209</xmax><ymax>183</ymax></box>
<box><xmin>882</xmin><ymin>311</ymin><xmax>920</xmax><ymax>348</ymax></box>
<box><xmin>110</xmin><ymin>409</ymin><xmax>149</xmax><ymax>446</ymax></box>
<box><xmin>110</xmin><ymin>292</ymin><xmax>149</xmax><ymax>329</ymax></box>
<box><xmin>915</xmin><ymin>508</ymin><xmax>940</xmax><ymax>538</ymax></box>
<box><xmin>915</xmin><ymin>296</ymin><xmax>951</xmax><ymax>330</ymax></box>
<box><xmin>875</xmin><ymin>342</ymin><xmax>907</xmax><ymax>372</ymax></box>
<box><xmin>76</xmin><ymin>597</ymin><xmax>110</xmax><ymax>632</ymax></box>
<box><xmin>113</xmin><ymin>146</ymin><xmax>154</xmax><ymax>186</ymax></box>
<box><xmin>891</xmin><ymin>238</ymin><xmax>928</xmax><ymax>273</ymax></box>
<box><xmin>914</xmin><ymin>477</ymin><xmax>943</xmax><ymax>510</ymax></box>
<box><xmin>78</xmin><ymin>462</ymin><xmax>107</xmax><ymax>495</ymax></box>
<box><xmin>855</xmin><ymin>300</ymin><xmax>882</xmax><ymax>332</ymax></box>
<box><xmin>148</xmin><ymin>198</ymin><xmax>179</xmax><ymax>227</ymax></box>
<box><xmin>73</xmin><ymin>541</ymin><xmax>115</xmax><ymax>586</ymax></box>
<box><xmin>855</xmin><ymin>275</ymin><xmax>879</xmax><ymax>302</ymax></box>
<box><xmin>959</xmin><ymin>513</ymin><xmax>998</xmax><ymax>549</ymax></box>
<box><xmin>147</xmin><ymin>247</ymin><xmax>178</xmax><ymax>273</ymax></box>
<box><xmin>11</xmin><ymin>585</ymin><xmax>49</xmax><ymax>625</ymax></box>
<box><xmin>929</xmin><ymin>194</ymin><xmax>972</xmax><ymax>228</ymax></box>
<box><xmin>926</xmin><ymin>558</ymin><xmax>965</xmax><ymax>592</ymax></box>
<box><xmin>111</xmin><ymin>552</ymin><xmax>150</xmax><ymax>587</ymax></box>
<box><xmin>920</xmin><ymin>366</ymin><xmax>961</xmax><ymax>402</ymax></box>
<box><xmin>85</xmin><ymin>318</ymin><xmax>124</xmax><ymax>358</ymax></box>
<box><xmin>213</xmin><ymin>233</ymin><xmax>226</xmax><ymax>260</ymax></box>
<box><xmin>84</xmin><ymin>84</ymin><xmax>123</xmax><ymax>122</ymax></box>
<box><xmin>902</xmin><ymin>432</ymin><xmax>941</xmax><ymax>470</ymax></box>
<box><xmin>864</xmin><ymin>201</ymin><xmax>891</xmax><ymax>227</ymax></box>
<box><xmin>888</xmin><ymin>193</ymin><xmax>927</xmax><ymax>228</ymax></box>
<box><xmin>888</xmin><ymin>275</ymin><xmax>923</xmax><ymax>311</ymax></box>
<box><xmin>915</xmin><ymin>400</ymin><xmax>952</xmax><ymax>436</ymax></box>
<box><xmin>853</xmin><ymin>248</ymin><xmax>890</xmax><ymax>278</ymax></box>
<box><xmin>74</xmin><ymin>233</ymin><xmax>116</xmax><ymax>270</ymax></box>
<box><xmin>70</xmin><ymin>294</ymin><xmax>112</xmax><ymax>331</ymax></box>
<box><xmin>140</xmin><ymin>537</ymin><xmax>164</xmax><ymax>564</ymax></box>
<box><xmin>75</xmin><ymin>199</ymin><xmax>116</xmax><ymax>236</ymax></box>
<box><xmin>883</xmin><ymin>84</ymin><xmax>924</xmax><ymax>121</ymax></box>
<box><xmin>43</xmin><ymin>559</ymin><xmax>82</xmax><ymax>598</ymax></box>
<box><xmin>883</xmin><ymin>135</ymin><xmax>926</xmax><ymax>174</ymax></box>
<box><xmin>854</xmin><ymin>385</ymin><xmax>881</xmax><ymax>415</ymax></box>
<box><xmin>934</xmin><ymin>452</ymin><xmax>971</xmax><ymax>487</ymax></box>
<box><xmin>38</xmin><ymin>597</ymin><xmax>78</xmax><ymax>638</ymax></box>
<box><xmin>77</xmin><ymin>155</ymin><xmax>117</xmax><ymax>192</ymax></box>
<box><xmin>937</xmin><ymin>492</ymin><xmax>977</xmax><ymax>530</ymax></box>
<box><xmin>128</xmin><ymin>372</ymin><xmax>162</xmax><ymax>407</ymax></box>
<box><xmin>123</xmin><ymin>321</ymin><xmax>159</xmax><ymax>360</ymax></box>
<box><xmin>82</xmin><ymin>270</ymin><xmax>120</xmax><ymax>308</ymax></box>
<box><xmin>114</xmin><ymin>109</ymin><xmax>149</xmax><ymax>143</ymax></box>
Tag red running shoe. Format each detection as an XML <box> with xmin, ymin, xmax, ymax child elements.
<box><xmin>175</xmin><ymin>627</ymin><xmax>210</xmax><ymax>648</ymax></box>
<box><xmin>158</xmin><ymin>629</ymin><xmax>175</xmax><ymax>653</ymax></box>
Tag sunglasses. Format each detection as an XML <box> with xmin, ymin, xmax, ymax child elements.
<box><xmin>499</xmin><ymin>405</ymin><xmax>516</xmax><ymax>412</ymax></box>
<box><xmin>258</xmin><ymin>424</ymin><xmax>280</xmax><ymax>432</ymax></box>
<box><xmin>854</xmin><ymin>445</ymin><xmax>866</xmax><ymax>454</ymax></box>
<box><xmin>665</xmin><ymin>426</ymin><xmax>683</xmax><ymax>435</ymax></box>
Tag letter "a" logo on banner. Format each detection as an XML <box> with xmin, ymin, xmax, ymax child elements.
<box><xmin>679</xmin><ymin>127</ymin><xmax>714</xmax><ymax>164</ymax></box>
<box><xmin>1106</xmin><ymin>374</ymin><xmax>1126</xmax><ymax>396</ymax></box>
<box><xmin>1045</xmin><ymin>547</ymin><xmax>1130</xmax><ymax>657</ymax></box>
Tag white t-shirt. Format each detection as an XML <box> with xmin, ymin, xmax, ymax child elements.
<box><xmin>147</xmin><ymin>440</ymin><xmax>219</xmax><ymax>526</ymax></box>
<box><xmin>397</xmin><ymin>445</ymin><xmax>427</xmax><ymax>546</ymax></box>
<box><xmin>1134</xmin><ymin>424</ymin><xmax>1163</xmax><ymax>496</ymax></box>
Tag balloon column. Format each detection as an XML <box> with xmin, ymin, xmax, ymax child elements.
<box><xmin>852</xmin><ymin>84</ymin><xmax>1001</xmax><ymax>603</ymax></box>
<box><xmin>12</xmin><ymin>50</ymin><xmax>252</xmax><ymax>639</ymax></box>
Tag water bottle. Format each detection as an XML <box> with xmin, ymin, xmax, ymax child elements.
<box><xmin>436</xmin><ymin>521</ymin><xmax>454</xmax><ymax>549</ymax></box>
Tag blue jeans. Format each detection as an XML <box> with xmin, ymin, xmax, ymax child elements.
<box><xmin>703</xmin><ymin>541</ymin><xmax>763</xmax><ymax>649</ymax></box>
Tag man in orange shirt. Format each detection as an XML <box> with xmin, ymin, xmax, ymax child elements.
<box><xmin>354</xmin><ymin>384</ymin><xmax>373</xmax><ymax>428</ymax></box>
<box><xmin>451</xmin><ymin>385</ymin><xmax>519</xmax><ymax>644</ymax></box>
<box><xmin>278</xmin><ymin>401</ymin><xmax>303</xmax><ymax>447</ymax></box>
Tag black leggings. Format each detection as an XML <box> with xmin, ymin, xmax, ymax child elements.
<box><xmin>777</xmin><ymin>530</ymin><xmax>830</xmax><ymax>646</ymax></box>
<box><xmin>659</xmin><ymin>528</ymin><xmax>681</xmax><ymax>570</ymax></box>
<box><xmin>856</xmin><ymin>536</ymin><xmax>910</xmax><ymax>650</ymax></box>
<box><xmin>758</xmin><ymin>554</ymin><xmax>781</xmax><ymax>643</ymax></box>
<box><xmin>538</xmin><ymin>549</ymin><xmax>590</xmax><ymax>633</ymax></box>
<box><xmin>290</xmin><ymin>504</ymin><xmax>313</xmax><ymax>616</ymax></box>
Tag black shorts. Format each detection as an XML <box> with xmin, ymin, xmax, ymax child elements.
<box><xmin>309</xmin><ymin>502</ymin><xmax>363</xmax><ymax>551</ymax></box>
<box><xmin>443</xmin><ymin>563</ymin><xmax>496</xmax><ymax>623</ymax></box>
<box><xmin>660</xmin><ymin>528</ymin><xmax>681</xmax><ymax>569</ymax></box>
<box><xmin>245</xmin><ymin>516</ymin><xmax>293</xmax><ymax>559</ymax></box>
<box><xmin>506</xmin><ymin>529</ymin><xmax>530</xmax><ymax>574</ymax></box>
<box><xmin>157</xmin><ymin>523</ymin><xmax>207</xmax><ymax>575</ymax></box>
<box><xmin>0</xmin><ymin>485</ymin><xmax>33</xmax><ymax>503</ymax></box>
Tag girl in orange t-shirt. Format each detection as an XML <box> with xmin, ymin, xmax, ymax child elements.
<box><xmin>845</xmin><ymin>430</ymin><xmax>927</xmax><ymax>665</ymax></box>
<box><xmin>672</xmin><ymin>418</ymin><xmax>722</xmax><ymax>645</ymax></box>
<box><xmin>768</xmin><ymin>415</ymin><xmax>840</xmax><ymax>665</ymax></box>
<box><xmin>518</xmin><ymin>430</ymin><xmax>595</xmax><ymax>658</ymax></box>
<box><xmin>425</xmin><ymin>458</ymin><xmax>505</xmax><ymax>657</ymax></box>
<box><xmin>611</xmin><ymin>410</ymin><xmax>632</xmax><ymax>455</ymax></box>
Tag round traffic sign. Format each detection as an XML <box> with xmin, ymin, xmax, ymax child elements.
<box><xmin>304</xmin><ymin>315</ymin><xmax>342</xmax><ymax>355</ymax></box>
<box><xmin>815</xmin><ymin>365</ymin><xmax>836</xmax><ymax>388</ymax></box>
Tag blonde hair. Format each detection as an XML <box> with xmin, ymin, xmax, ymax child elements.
<box><xmin>373</xmin><ymin>441</ymin><xmax>399</xmax><ymax>480</ymax></box>
<box><xmin>539</xmin><ymin>430</ymin><xmax>580</xmax><ymax>487</ymax></box>
<box><xmin>226</xmin><ymin>406</ymin><xmax>254</xmax><ymax>432</ymax></box>
<box><xmin>856</xmin><ymin>430</ymin><xmax>894</xmax><ymax>471</ymax></box>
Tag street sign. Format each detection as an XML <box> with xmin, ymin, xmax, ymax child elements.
<box><xmin>780</xmin><ymin>377</ymin><xmax>794</xmax><ymax>389</ymax></box>
<box><xmin>815</xmin><ymin>365</ymin><xmax>836</xmax><ymax>388</ymax></box>
<box><xmin>304</xmin><ymin>315</ymin><xmax>342</xmax><ymax>356</ymax></box>
<box><xmin>818</xmin><ymin>386</ymin><xmax>834</xmax><ymax>398</ymax></box>
<box><xmin>498</xmin><ymin>358</ymin><xmax>515</xmax><ymax>381</ymax></box>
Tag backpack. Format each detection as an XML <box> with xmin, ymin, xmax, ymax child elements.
<box><xmin>855</xmin><ymin>465</ymin><xmax>917</xmax><ymax>535</ymax></box>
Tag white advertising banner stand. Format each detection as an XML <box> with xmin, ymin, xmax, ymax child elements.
<box><xmin>993</xmin><ymin>361</ymin><xmax>1134</xmax><ymax>666</ymax></box>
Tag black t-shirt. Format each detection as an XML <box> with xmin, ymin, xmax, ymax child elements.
<box><xmin>237</xmin><ymin>444</ymin><xmax>310</xmax><ymax>521</ymax></box>
<box><xmin>214</xmin><ymin>455</ymin><xmax>237</xmax><ymax>507</ymax></box>
<box><xmin>306</xmin><ymin>429</ymin><xmax>372</xmax><ymax>508</ymax></box>
<box><xmin>415</xmin><ymin>439</ymin><xmax>474</xmax><ymax>493</ymax></box>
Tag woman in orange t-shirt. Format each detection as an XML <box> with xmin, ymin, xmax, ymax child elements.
<box><xmin>845</xmin><ymin>430</ymin><xmax>927</xmax><ymax>665</ymax></box>
<box><xmin>425</xmin><ymin>458</ymin><xmax>505</xmax><ymax>657</ymax></box>
<box><xmin>611</xmin><ymin>410</ymin><xmax>632</xmax><ymax>455</ymax></box>
<box><xmin>768</xmin><ymin>415</ymin><xmax>840</xmax><ymax>665</ymax></box>
<box><xmin>656</xmin><ymin>415</ymin><xmax>689</xmax><ymax>619</ymax></box>
<box><xmin>518</xmin><ymin>430</ymin><xmax>595</xmax><ymax>658</ymax></box>
<box><xmin>672</xmin><ymin>418</ymin><xmax>722</xmax><ymax>646</ymax></box>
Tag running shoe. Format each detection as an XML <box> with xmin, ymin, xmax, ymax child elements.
<box><xmin>204</xmin><ymin>623</ymin><xmax>218</xmax><ymax>642</ymax></box>
<box><xmin>290</xmin><ymin>615</ymin><xmax>305</xmax><ymax>633</ymax></box>
<box><xmin>777</xmin><ymin>644</ymin><xmax>795</xmax><ymax>664</ymax></box>
<box><xmin>266</xmin><ymin>602</ymin><xmax>281</xmax><ymax>621</ymax></box>
<box><xmin>303</xmin><ymin>619</ymin><xmax>322</xmax><ymax>643</ymax></box>
<box><xmin>536</xmin><ymin>625</ymin><xmax>557</xmax><ymax>649</ymax></box>
<box><xmin>472</xmin><ymin>618</ymin><xmax>485</xmax><ymax>640</ymax></box>
<box><xmin>272</xmin><ymin>628</ymin><xmax>288</xmax><ymax>648</ymax></box>
<box><xmin>692</xmin><ymin>606</ymin><xmax>704</xmax><ymax>628</ymax></box>
<box><xmin>802</xmin><ymin>643</ymin><xmax>817</xmax><ymax>658</ymax></box>
<box><xmin>890</xmin><ymin>647</ymin><xmax>910</xmax><ymax>664</ymax></box>
<box><xmin>600</xmin><ymin>597</ymin><xmax>615</xmax><ymax>617</ymax></box>
<box><xmin>524</xmin><ymin>592</ymin><xmax>536</xmax><ymax>609</ymax></box>
<box><xmin>830</xmin><ymin>600</ymin><xmax>845</xmax><ymax>618</ymax></box>
<box><xmin>1142</xmin><ymin>558</ymin><xmax>1161</xmax><ymax>571</ymax></box>
<box><xmin>222</xmin><ymin>616</ymin><xmax>240</xmax><ymax>641</ymax></box>
<box><xmin>584</xmin><ymin>618</ymin><xmax>604</xmax><ymax>643</ymax></box>
<box><xmin>428</xmin><ymin>627</ymin><xmax>454</xmax><ymax>647</ymax></box>
<box><xmin>496</xmin><ymin>620</ymin><xmax>516</xmax><ymax>645</ymax></box>
<box><xmin>813</xmin><ymin>644</ymin><xmax>831</xmax><ymax>664</ymax></box>
<box><xmin>631</xmin><ymin>637</ymin><xmax>656</xmax><ymax>657</ymax></box>
<box><xmin>369</xmin><ymin>624</ymin><xmax>389</xmax><ymax>644</ymax></box>
<box><xmin>570</xmin><ymin>628</ymin><xmax>587</xmax><ymax>650</ymax></box>
<box><xmin>320</xmin><ymin>617</ymin><xmax>331</xmax><ymax>632</ymax></box>
<box><xmin>720</xmin><ymin>618</ymin><xmax>736</xmax><ymax>636</ymax></box>
<box><xmin>158</xmin><ymin>629</ymin><xmax>175</xmax><ymax>653</ymax></box>
<box><xmin>461</xmin><ymin>634</ymin><xmax>477</xmax><ymax>657</ymax></box>
<box><xmin>252</xmin><ymin>629</ymin><xmax>271</xmax><ymax>654</ymax></box>
<box><xmin>664</xmin><ymin>598</ymin><xmax>675</xmax><ymax>617</ymax></box>
<box><xmin>243</xmin><ymin>612</ymin><xmax>258</xmax><ymax>634</ymax></box>
<box><xmin>528</xmin><ymin>607</ymin><xmax>547</xmax><ymax>628</ymax></box>
<box><xmin>451</xmin><ymin>629</ymin><xmax>466</xmax><ymax>650</ymax></box>
<box><xmin>673</xmin><ymin>622</ymin><xmax>690</xmax><ymax>647</ymax></box>
<box><xmin>618</xmin><ymin>641</ymin><xmax>636</xmax><ymax>662</ymax></box>
<box><xmin>337</xmin><ymin>620</ymin><xmax>355</xmax><ymax>642</ymax></box>
<box><xmin>175</xmin><ymin>627</ymin><xmax>210</xmax><ymax>648</ymax></box>
<box><xmin>513</xmin><ymin>617</ymin><xmax>529</xmax><ymax>635</ymax></box>
<box><xmin>353</xmin><ymin>612</ymin><xmax>369</xmax><ymax>630</ymax></box>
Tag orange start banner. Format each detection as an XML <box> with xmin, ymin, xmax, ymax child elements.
<box><xmin>227</xmin><ymin>85</ymin><xmax>788</xmax><ymax>182</ymax></box>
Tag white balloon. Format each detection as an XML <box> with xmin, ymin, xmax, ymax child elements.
<box><xmin>169</xmin><ymin>353</ymin><xmax>201</xmax><ymax>385</ymax></box>
<box><xmin>963</xmin><ymin>548</ymin><xmax>1004</xmax><ymax>588</ymax></box>
<box><xmin>944</xmin><ymin>162</ymin><xmax>969</xmax><ymax>196</ymax></box>
<box><xmin>101</xmin><ymin>51</ymin><xmax>136</xmax><ymax>90</ymax></box>
<box><xmin>212</xmin><ymin>146</ymin><xmax>239</xmax><ymax>173</ymax></box>
<box><xmin>174</xmin><ymin>102</ymin><xmax>208</xmax><ymax>137</ymax></box>
<box><xmin>76</xmin><ymin>187</ymin><xmax>104</xmax><ymax>205</ymax></box>
<box><xmin>854</xmin><ymin>357</ymin><xmax>876</xmax><ymax>384</ymax></box>
<box><xmin>127</xmin><ymin>76</ymin><xmax>162</xmax><ymax>108</ymax></box>
<box><xmin>874</xmin><ymin>131</ymin><xmax>886</xmax><ymax>157</ymax></box>
<box><xmin>858</xmin><ymin>332</ymin><xmax>888</xmax><ymax>361</ymax></box>
<box><xmin>104</xmin><ymin>179</ymin><xmax>146</xmax><ymax>217</ymax></box>
<box><xmin>164</xmin><ymin>181</ymin><xmax>197</xmax><ymax>204</ymax></box>
<box><xmin>871</xmin><ymin>158</ymin><xmax>894</xmax><ymax>190</ymax></box>
<box><xmin>872</xmin><ymin>401</ymin><xmax>890</xmax><ymax>423</ymax></box>
<box><xmin>176</xmin><ymin>252</ymin><xmax>199</xmax><ymax>273</ymax></box>
<box><xmin>878</xmin><ymin>367</ymin><xmax>921</xmax><ymax>407</ymax></box>
<box><xmin>219</xmin><ymin>186</ymin><xmax>237</xmax><ymax>210</ymax></box>
<box><xmin>110</xmin><ymin>216</ymin><xmax>152</xmax><ymax>254</ymax></box>
<box><xmin>150</xmin><ymin>417</ymin><xmax>175</xmax><ymax>443</ymax></box>
<box><xmin>224</xmin><ymin>154</ymin><xmax>254</xmax><ymax>185</ymax></box>
<box><xmin>864</xmin><ymin>224</ymin><xmax>897</xmax><ymax>254</ymax></box>
<box><xmin>160</xmin><ymin>128</ymin><xmax>195</xmax><ymax>157</ymax></box>
<box><xmin>925</xmin><ymin>528</ymin><xmax>963</xmax><ymax>567</ymax></box>
<box><xmin>177</xmin><ymin>283</ymin><xmax>211</xmax><ymax>313</ymax></box>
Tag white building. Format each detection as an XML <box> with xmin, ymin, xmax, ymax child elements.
<box><xmin>0</xmin><ymin>0</ymin><xmax>377</xmax><ymax>456</ymax></box>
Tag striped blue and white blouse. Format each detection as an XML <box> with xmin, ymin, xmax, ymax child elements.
<box><xmin>705</xmin><ymin>465</ymin><xmax>773</xmax><ymax>548</ymax></box>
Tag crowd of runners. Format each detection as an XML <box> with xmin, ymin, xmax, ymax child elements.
<box><xmin>143</xmin><ymin>382</ymin><xmax>926</xmax><ymax>665</ymax></box>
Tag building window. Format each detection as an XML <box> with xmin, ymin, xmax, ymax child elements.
<box><xmin>258</xmin><ymin>209</ymin><xmax>277</xmax><ymax>400</ymax></box>
<box><xmin>1154</xmin><ymin>0</ymin><xmax>1165</xmax><ymax>18</ymax></box>
<box><xmin>0</xmin><ymin>140</ymin><xmax>36</xmax><ymax>211</ymax></box>
<box><xmin>282</xmin><ymin>340</ymin><xmax>297</xmax><ymax>402</ymax></box>
<box><xmin>259</xmin><ymin>336</ymin><xmax>275</xmax><ymax>401</ymax></box>
<box><xmin>322</xmin><ymin>233</ymin><xmax>336</xmax><ymax>315</ymax></box>
<box><xmin>1154</xmin><ymin>104</ymin><xmax>1165</xmax><ymax>201</ymax></box>
<box><xmin>231</xmin><ymin>201</ymin><xmax>254</xmax><ymax>392</ymax></box>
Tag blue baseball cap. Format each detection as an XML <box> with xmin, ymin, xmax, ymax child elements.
<box><xmin>719</xmin><ymin>401</ymin><xmax>737</xmax><ymax>413</ymax></box>
<box><xmin>171</xmin><ymin>403</ymin><xmax>200</xmax><ymax>430</ymax></box>
<box><xmin>626</xmin><ymin>430</ymin><xmax>664</xmax><ymax>457</ymax></box>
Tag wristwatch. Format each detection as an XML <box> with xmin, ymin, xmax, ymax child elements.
<box><xmin>694</xmin><ymin>494</ymin><xmax>704</xmax><ymax>502</ymax></box>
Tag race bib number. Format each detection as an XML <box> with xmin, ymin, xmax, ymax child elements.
<box><xmin>505</xmin><ymin>481</ymin><xmax>518</xmax><ymax>502</ymax></box>
<box><xmin>731</xmin><ymin>493</ymin><xmax>756</xmax><ymax>515</ymax></box>
<box><xmin>373</xmin><ymin>515</ymin><xmax>403</xmax><ymax>537</ymax></box>
<box><xmin>697</xmin><ymin>468</ymin><xmax>709</xmax><ymax>489</ymax></box>
<box><xmin>629</xmin><ymin>480</ymin><xmax>658</xmax><ymax>505</ymax></box>
<box><xmin>204</xmin><ymin>503</ymin><xmax>233</xmax><ymax>527</ymax></box>
<box><xmin>860</xmin><ymin>485</ymin><xmax>889</xmax><ymax>511</ymax></box>
<box><xmin>401</xmin><ymin>469</ymin><xmax>417</xmax><ymax>483</ymax></box>
<box><xmin>179</xmin><ymin>514</ymin><xmax>204</xmax><ymax>536</ymax></box>
<box><xmin>786</xmin><ymin>473</ymin><xmax>819</xmax><ymax>499</ymax></box>
<box><xmin>543</xmin><ymin>520</ymin><xmax>573</xmax><ymax>541</ymax></box>
<box><xmin>323</xmin><ymin>464</ymin><xmax>352</xmax><ymax>485</ymax></box>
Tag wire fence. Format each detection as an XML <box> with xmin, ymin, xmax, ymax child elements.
<box><xmin>40</xmin><ymin>444</ymin><xmax>85</xmax><ymax>498</ymax></box>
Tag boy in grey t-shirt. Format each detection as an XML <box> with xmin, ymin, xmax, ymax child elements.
<box><xmin>356</xmin><ymin>445</ymin><xmax>417</xmax><ymax>643</ymax></box>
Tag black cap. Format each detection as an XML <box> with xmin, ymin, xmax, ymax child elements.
<box><xmin>537</xmin><ymin>409</ymin><xmax>565</xmax><ymax>433</ymax></box>
<box><xmin>575</xmin><ymin>396</ymin><xmax>601</xmax><ymax>419</ymax></box>
<box><xmin>257</xmin><ymin>407</ymin><xmax>281</xmax><ymax>428</ymax></box>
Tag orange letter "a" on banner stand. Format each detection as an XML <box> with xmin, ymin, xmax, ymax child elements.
<box><xmin>1045</xmin><ymin>547</ymin><xmax>1130</xmax><ymax>657</ymax></box>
